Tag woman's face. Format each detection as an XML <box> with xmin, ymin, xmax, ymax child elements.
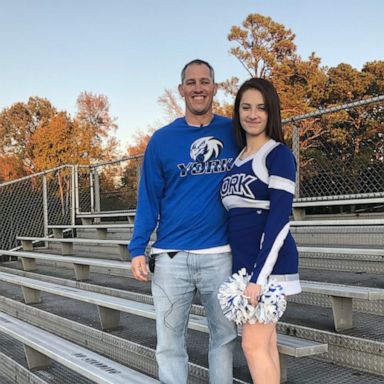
<box><xmin>239</xmin><ymin>89</ymin><xmax>268</xmax><ymax>140</ymax></box>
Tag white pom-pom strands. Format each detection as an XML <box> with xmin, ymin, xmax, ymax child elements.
<box><xmin>218</xmin><ymin>268</ymin><xmax>287</xmax><ymax>325</ymax></box>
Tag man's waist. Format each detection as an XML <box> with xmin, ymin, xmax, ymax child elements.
<box><xmin>151</xmin><ymin>244</ymin><xmax>230</xmax><ymax>255</ymax></box>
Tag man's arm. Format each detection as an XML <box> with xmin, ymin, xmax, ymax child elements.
<box><xmin>129</xmin><ymin>136</ymin><xmax>164</xmax><ymax>281</ymax></box>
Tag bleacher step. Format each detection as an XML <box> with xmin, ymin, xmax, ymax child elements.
<box><xmin>0</xmin><ymin>296</ymin><xmax>383</xmax><ymax>383</ymax></box>
<box><xmin>0</xmin><ymin>311</ymin><xmax>159</xmax><ymax>384</ymax></box>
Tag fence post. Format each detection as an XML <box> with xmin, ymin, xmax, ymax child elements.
<box><xmin>89</xmin><ymin>167</ymin><xmax>95</xmax><ymax>213</ymax></box>
<box><xmin>71</xmin><ymin>166</ymin><xmax>76</xmax><ymax>226</ymax></box>
<box><xmin>42</xmin><ymin>174</ymin><xmax>48</xmax><ymax>239</ymax></box>
<box><xmin>291</xmin><ymin>125</ymin><xmax>305</xmax><ymax>220</ymax></box>
<box><xmin>135</xmin><ymin>158</ymin><xmax>142</xmax><ymax>199</ymax></box>
<box><xmin>94</xmin><ymin>168</ymin><xmax>101</xmax><ymax>213</ymax></box>
<box><xmin>292</xmin><ymin>125</ymin><xmax>300</xmax><ymax>197</ymax></box>
<box><xmin>74</xmin><ymin>165</ymin><xmax>79</xmax><ymax>216</ymax></box>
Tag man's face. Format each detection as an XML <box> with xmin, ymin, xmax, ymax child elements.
<box><xmin>178</xmin><ymin>64</ymin><xmax>217</xmax><ymax>117</ymax></box>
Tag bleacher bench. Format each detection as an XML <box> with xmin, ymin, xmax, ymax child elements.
<box><xmin>17</xmin><ymin>236</ymin><xmax>130</xmax><ymax>260</ymax></box>
<box><xmin>48</xmin><ymin>224</ymin><xmax>134</xmax><ymax>240</ymax></box>
<box><xmin>0</xmin><ymin>250</ymin><xmax>131</xmax><ymax>281</ymax></box>
<box><xmin>2</xmin><ymin>248</ymin><xmax>383</xmax><ymax>332</ymax></box>
<box><xmin>300</xmin><ymin>280</ymin><xmax>384</xmax><ymax>331</ymax></box>
<box><xmin>292</xmin><ymin>197</ymin><xmax>384</xmax><ymax>208</ymax></box>
<box><xmin>77</xmin><ymin>210</ymin><xmax>136</xmax><ymax>224</ymax></box>
<box><xmin>0</xmin><ymin>271</ymin><xmax>327</xmax><ymax>382</ymax></box>
<box><xmin>292</xmin><ymin>196</ymin><xmax>384</xmax><ymax>219</ymax></box>
<box><xmin>291</xmin><ymin>218</ymin><xmax>384</xmax><ymax>226</ymax></box>
<box><xmin>0</xmin><ymin>311</ymin><xmax>159</xmax><ymax>383</ymax></box>
<box><xmin>297</xmin><ymin>246</ymin><xmax>383</xmax><ymax>258</ymax></box>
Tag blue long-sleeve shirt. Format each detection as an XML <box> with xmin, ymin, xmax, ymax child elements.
<box><xmin>129</xmin><ymin>115</ymin><xmax>239</xmax><ymax>257</ymax></box>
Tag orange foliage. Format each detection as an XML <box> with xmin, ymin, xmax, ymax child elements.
<box><xmin>127</xmin><ymin>129</ymin><xmax>155</xmax><ymax>156</ymax></box>
<box><xmin>0</xmin><ymin>154</ymin><xmax>27</xmax><ymax>182</ymax></box>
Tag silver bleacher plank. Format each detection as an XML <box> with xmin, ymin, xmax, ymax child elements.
<box><xmin>298</xmin><ymin>246</ymin><xmax>384</xmax><ymax>256</ymax></box>
<box><xmin>0</xmin><ymin>311</ymin><xmax>159</xmax><ymax>384</ymax></box>
<box><xmin>17</xmin><ymin>236</ymin><xmax>130</xmax><ymax>245</ymax></box>
<box><xmin>0</xmin><ymin>250</ymin><xmax>132</xmax><ymax>269</ymax></box>
<box><xmin>48</xmin><ymin>224</ymin><xmax>134</xmax><ymax>228</ymax></box>
<box><xmin>301</xmin><ymin>281</ymin><xmax>384</xmax><ymax>300</ymax></box>
<box><xmin>17</xmin><ymin>237</ymin><xmax>130</xmax><ymax>260</ymax></box>
<box><xmin>0</xmin><ymin>271</ymin><xmax>327</xmax><ymax>360</ymax></box>
<box><xmin>291</xmin><ymin>219</ymin><xmax>384</xmax><ymax>226</ymax></box>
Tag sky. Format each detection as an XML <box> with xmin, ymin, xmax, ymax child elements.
<box><xmin>1</xmin><ymin>0</ymin><xmax>383</xmax><ymax>150</ymax></box>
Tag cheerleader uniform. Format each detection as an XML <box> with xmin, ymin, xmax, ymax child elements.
<box><xmin>220</xmin><ymin>139</ymin><xmax>301</xmax><ymax>295</ymax></box>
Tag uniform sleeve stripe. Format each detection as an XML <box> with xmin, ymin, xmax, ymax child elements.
<box><xmin>222</xmin><ymin>195</ymin><xmax>270</xmax><ymax>210</ymax></box>
<box><xmin>269</xmin><ymin>175</ymin><xmax>295</xmax><ymax>194</ymax></box>
<box><xmin>256</xmin><ymin>222</ymin><xmax>291</xmax><ymax>286</ymax></box>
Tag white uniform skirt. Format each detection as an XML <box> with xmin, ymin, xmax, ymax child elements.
<box><xmin>268</xmin><ymin>273</ymin><xmax>301</xmax><ymax>296</ymax></box>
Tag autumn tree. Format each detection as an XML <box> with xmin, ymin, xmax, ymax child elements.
<box><xmin>75</xmin><ymin>91</ymin><xmax>119</xmax><ymax>162</ymax></box>
<box><xmin>0</xmin><ymin>154</ymin><xmax>27</xmax><ymax>182</ymax></box>
<box><xmin>363</xmin><ymin>61</ymin><xmax>384</xmax><ymax>96</ymax></box>
<box><xmin>226</xmin><ymin>14</ymin><xmax>328</xmax><ymax>118</ymax></box>
<box><xmin>31</xmin><ymin>112</ymin><xmax>75</xmax><ymax>170</ymax></box>
<box><xmin>157</xmin><ymin>89</ymin><xmax>184</xmax><ymax>122</ymax></box>
<box><xmin>0</xmin><ymin>97</ymin><xmax>56</xmax><ymax>172</ymax></box>
<box><xmin>228</xmin><ymin>13</ymin><xmax>297</xmax><ymax>79</ymax></box>
<box><xmin>322</xmin><ymin>62</ymin><xmax>380</xmax><ymax>154</ymax></box>
<box><xmin>310</xmin><ymin>61</ymin><xmax>384</xmax><ymax>194</ymax></box>
<box><xmin>158</xmin><ymin>13</ymin><xmax>327</xmax><ymax>130</ymax></box>
<box><xmin>113</xmin><ymin>128</ymin><xmax>156</xmax><ymax>209</ymax></box>
<box><xmin>363</xmin><ymin>61</ymin><xmax>384</xmax><ymax>163</ymax></box>
<box><xmin>29</xmin><ymin>112</ymin><xmax>75</xmax><ymax>213</ymax></box>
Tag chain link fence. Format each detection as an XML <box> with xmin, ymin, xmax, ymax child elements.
<box><xmin>77</xmin><ymin>155</ymin><xmax>143</xmax><ymax>213</ymax></box>
<box><xmin>285</xmin><ymin>95</ymin><xmax>384</xmax><ymax>201</ymax></box>
<box><xmin>0</xmin><ymin>166</ymin><xmax>74</xmax><ymax>250</ymax></box>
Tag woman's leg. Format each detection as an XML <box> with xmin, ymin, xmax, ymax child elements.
<box><xmin>269</xmin><ymin>327</ymin><xmax>280</xmax><ymax>382</ymax></box>
<box><xmin>242</xmin><ymin>322</ymin><xmax>279</xmax><ymax>384</ymax></box>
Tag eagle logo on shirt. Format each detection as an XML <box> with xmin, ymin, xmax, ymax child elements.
<box><xmin>190</xmin><ymin>137</ymin><xmax>223</xmax><ymax>162</ymax></box>
<box><xmin>177</xmin><ymin>136</ymin><xmax>231</xmax><ymax>177</ymax></box>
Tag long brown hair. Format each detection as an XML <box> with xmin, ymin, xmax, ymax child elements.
<box><xmin>233</xmin><ymin>78</ymin><xmax>285</xmax><ymax>147</ymax></box>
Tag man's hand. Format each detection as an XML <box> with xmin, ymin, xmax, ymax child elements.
<box><xmin>131</xmin><ymin>255</ymin><xmax>149</xmax><ymax>282</ymax></box>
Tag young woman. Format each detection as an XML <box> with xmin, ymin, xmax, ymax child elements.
<box><xmin>220</xmin><ymin>78</ymin><xmax>301</xmax><ymax>383</ymax></box>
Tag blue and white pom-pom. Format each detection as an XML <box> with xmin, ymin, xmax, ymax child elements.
<box><xmin>218</xmin><ymin>268</ymin><xmax>287</xmax><ymax>325</ymax></box>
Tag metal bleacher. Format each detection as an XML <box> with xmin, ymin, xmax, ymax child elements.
<box><xmin>0</xmin><ymin>206</ymin><xmax>383</xmax><ymax>383</ymax></box>
<box><xmin>1</xmin><ymin>97</ymin><xmax>384</xmax><ymax>384</ymax></box>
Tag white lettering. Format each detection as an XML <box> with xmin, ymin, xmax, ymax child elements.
<box><xmin>220</xmin><ymin>174</ymin><xmax>257</xmax><ymax>198</ymax></box>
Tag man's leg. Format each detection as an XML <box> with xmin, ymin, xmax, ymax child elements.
<box><xmin>151</xmin><ymin>252</ymin><xmax>195</xmax><ymax>384</ymax></box>
<box><xmin>196</xmin><ymin>251</ymin><xmax>237</xmax><ymax>384</ymax></box>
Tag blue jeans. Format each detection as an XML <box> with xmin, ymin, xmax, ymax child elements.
<box><xmin>152</xmin><ymin>251</ymin><xmax>237</xmax><ymax>384</ymax></box>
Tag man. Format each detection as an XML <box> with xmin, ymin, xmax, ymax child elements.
<box><xmin>129</xmin><ymin>59</ymin><xmax>239</xmax><ymax>384</ymax></box>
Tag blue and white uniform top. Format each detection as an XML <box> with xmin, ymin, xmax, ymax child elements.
<box><xmin>221</xmin><ymin>139</ymin><xmax>301</xmax><ymax>295</ymax></box>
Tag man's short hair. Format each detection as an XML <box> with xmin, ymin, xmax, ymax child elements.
<box><xmin>181</xmin><ymin>59</ymin><xmax>215</xmax><ymax>84</ymax></box>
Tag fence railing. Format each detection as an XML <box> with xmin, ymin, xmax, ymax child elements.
<box><xmin>0</xmin><ymin>95</ymin><xmax>383</xmax><ymax>250</ymax></box>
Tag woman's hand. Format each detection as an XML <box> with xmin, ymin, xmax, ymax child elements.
<box><xmin>244</xmin><ymin>282</ymin><xmax>262</xmax><ymax>307</ymax></box>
